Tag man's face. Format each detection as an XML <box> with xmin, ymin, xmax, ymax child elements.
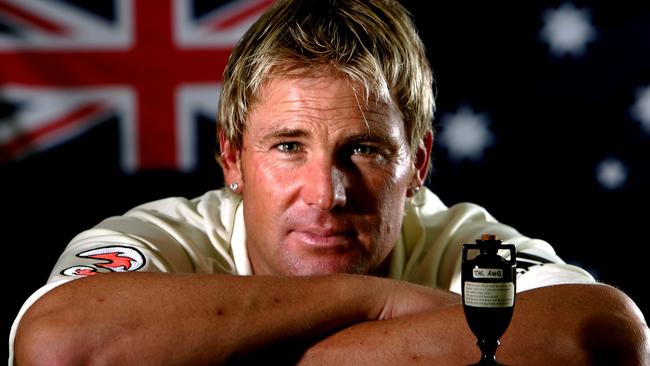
<box><xmin>224</xmin><ymin>71</ymin><xmax>423</xmax><ymax>276</ymax></box>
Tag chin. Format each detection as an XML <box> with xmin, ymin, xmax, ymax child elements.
<box><xmin>287</xmin><ymin>256</ymin><xmax>372</xmax><ymax>276</ymax></box>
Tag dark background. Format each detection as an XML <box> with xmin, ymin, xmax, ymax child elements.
<box><xmin>3</xmin><ymin>0</ymin><xmax>649</xmax><ymax>358</ymax></box>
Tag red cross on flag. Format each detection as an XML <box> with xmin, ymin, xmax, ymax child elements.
<box><xmin>0</xmin><ymin>0</ymin><xmax>272</xmax><ymax>172</ymax></box>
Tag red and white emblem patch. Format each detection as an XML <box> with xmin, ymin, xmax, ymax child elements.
<box><xmin>61</xmin><ymin>265</ymin><xmax>98</xmax><ymax>277</ymax></box>
<box><xmin>61</xmin><ymin>245</ymin><xmax>146</xmax><ymax>277</ymax></box>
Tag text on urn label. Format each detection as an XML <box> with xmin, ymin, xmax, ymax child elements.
<box><xmin>472</xmin><ymin>268</ymin><xmax>503</xmax><ymax>279</ymax></box>
<box><xmin>464</xmin><ymin>282</ymin><xmax>514</xmax><ymax>308</ymax></box>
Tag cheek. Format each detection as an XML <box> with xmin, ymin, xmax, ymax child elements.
<box><xmin>374</xmin><ymin>162</ymin><xmax>411</xmax><ymax>229</ymax></box>
<box><xmin>366</xmin><ymin>146</ymin><xmax>414</xmax><ymax>186</ymax></box>
<box><xmin>362</xmin><ymin>157</ymin><xmax>413</xmax><ymax>200</ymax></box>
<box><xmin>257</xmin><ymin>159</ymin><xmax>292</xmax><ymax>183</ymax></box>
<box><xmin>354</xmin><ymin>168</ymin><xmax>408</xmax><ymax>234</ymax></box>
<box><xmin>377</xmin><ymin>192</ymin><xmax>407</xmax><ymax>255</ymax></box>
<box><xmin>242</xmin><ymin>154</ymin><xmax>300</xmax><ymax>208</ymax></box>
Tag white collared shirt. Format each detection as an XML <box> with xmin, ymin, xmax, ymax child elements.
<box><xmin>9</xmin><ymin>187</ymin><xmax>594</xmax><ymax>363</ymax></box>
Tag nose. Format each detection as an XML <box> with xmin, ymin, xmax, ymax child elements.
<box><xmin>303</xmin><ymin>158</ymin><xmax>347</xmax><ymax>210</ymax></box>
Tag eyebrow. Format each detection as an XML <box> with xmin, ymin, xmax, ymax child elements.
<box><xmin>260</xmin><ymin>127</ymin><xmax>310</xmax><ymax>144</ymax></box>
<box><xmin>342</xmin><ymin>132</ymin><xmax>399</xmax><ymax>149</ymax></box>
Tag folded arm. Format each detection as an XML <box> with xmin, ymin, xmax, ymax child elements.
<box><xmin>14</xmin><ymin>272</ymin><xmax>457</xmax><ymax>365</ymax></box>
<box><xmin>15</xmin><ymin>273</ymin><xmax>648</xmax><ymax>366</ymax></box>
<box><xmin>297</xmin><ymin>283</ymin><xmax>650</xmax><ymax>365</ymax></box>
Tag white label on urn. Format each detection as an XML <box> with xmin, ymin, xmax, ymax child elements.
<box><xmin>464</xmin><ymin>282</ymin><xmax>515</xmax><ymax>308</ymax></box>
<box><xmin>472</xmin><ymin>268</ymin><xmax>503</xmax><ymax>279</ymax></box>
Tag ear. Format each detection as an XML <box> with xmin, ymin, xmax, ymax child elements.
<box><xmin>218</xmin><ymin>129</ymin><xmax>244</xmax><ymax>193</ymax></box>
<box><xmin>407</xmin><ymin>129</ymin><xmax>433</xmax><ymax>197</ymax></box>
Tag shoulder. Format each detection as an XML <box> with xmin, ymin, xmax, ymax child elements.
<box><xmin>129</xmin><ymin>189</ymin><xmax>237</xmax><ymax>216</ymax></box>
<box><xmin>406</xmin><ymin>187</ymin><xmax>498</xmax><ymax>228</ymax></box>
<box><xmin>121</xmin><ymin>189</ymin><xmax>240</xmax><ymax>227</ymax></box>
<box><xmin>59</xmin><ymin>188</ymin><xmax>243</xmax><ymax>277</ymax></box>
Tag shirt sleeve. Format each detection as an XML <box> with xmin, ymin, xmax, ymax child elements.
<box><xmin>9</xmin><ymin>190</ymin><xmax>242</xmax><ymax>365</ymax></box>
<box><xmin>46</xmin><ymin>191</ymin><xmax>242</xmax><ymax>283</ymax></box>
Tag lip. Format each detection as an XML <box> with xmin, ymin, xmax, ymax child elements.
<box><xmin>289</xmin><ymin>229</ymin><xmax>356</xmax><ymax>249</ymax></box>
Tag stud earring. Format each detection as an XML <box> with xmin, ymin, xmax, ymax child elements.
<box><xmin>408</xmin><ymin>185</ymin><xmax>421</xmax><ymax>197</ymax></box>
<box><xmin>229</xmin><ymin>182</ymin><xmax>239</xmax><ymax>192</ymax></box>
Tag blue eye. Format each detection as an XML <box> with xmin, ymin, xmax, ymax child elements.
<box><xmin>276</xmin><ymin>142</ymin><xmax>300</xmax><ymax>153</ymax></box>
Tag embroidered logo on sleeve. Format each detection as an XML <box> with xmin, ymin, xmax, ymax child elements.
<box><xmin>516</xmin><ymin>252</ymin><xmax>554</xmax><ymax>277</ymax></box>
<box><xmin>62</xmin><ymin>265</ymin><xmax>98</xmax><ymax>277</ymax></box>
<box><xmin>61</xmin><ymin>246</ymin><xmax>146</xmax><ymax>277</ymax></box>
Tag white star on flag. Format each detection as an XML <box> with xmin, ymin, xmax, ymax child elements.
<box><xmin>595</xmin><ymin>157</ymin><xmax>628</xmax><ymax>190</ymax></box>
<box><xmin>540</xmin><ymin>3</ymin><xmax>596</xmax><ymax>57</ymax></box>
<box><xmin>630</xmin><ymin>85</ymin><xmax>650</xmax><ymax>134</ymax></box>
<box><xmin>437</xmin><ymin>105</ymin><xmax>494</xmax><ymax>162</ymax></box>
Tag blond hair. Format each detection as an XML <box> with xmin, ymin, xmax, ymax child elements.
<box><xmin>217</xmin><ymin>0</ymin><xmax>435</xmax><ymax>156</ymax></box>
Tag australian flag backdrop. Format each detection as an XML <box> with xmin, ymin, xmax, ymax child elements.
<box><xmin>2</xmin><ymin>0</ymin><xmax>649</xmax><ymax>351</ymax></box>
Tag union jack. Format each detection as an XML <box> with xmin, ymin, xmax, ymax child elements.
<box><xmin>0</xmin><ymin>0</ymin><xmax>272</xmax><ymax>172</ymax></box>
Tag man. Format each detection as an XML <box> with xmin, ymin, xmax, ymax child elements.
<box><xmin>11</xmin><ymin>0</ymin><xmax>649</xmax><ymax>364</ymax></box>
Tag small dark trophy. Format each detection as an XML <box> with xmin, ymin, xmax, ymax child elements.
<box><xmin>461</xmin><ymin>234</ymin><xmax>516</xmax><ymax>365</ymax></box>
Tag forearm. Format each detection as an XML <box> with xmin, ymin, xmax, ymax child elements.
<box><xmin>298</xmin><ymin>284</ymin><xmax>650</xmax><ymax>366</ymax></box>
<box><xmin>14</xmin><ymin>272</ymin><xmax>378</xmax><ymax>365</ymax></box>
<box><xmin>297</xmin><ymin>301</ymin><xmax>473</xmax><ymax>365</ymax></box>
<box><xmin>14</xmin><ymin>272</ymin><xmax>458</xmax><ymax>366</ymax></box>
